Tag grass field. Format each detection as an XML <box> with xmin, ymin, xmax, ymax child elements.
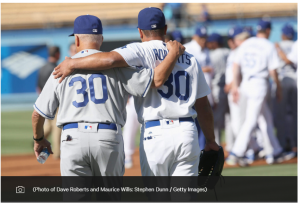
<box><xmin>1</xmin><ymin>110</ymin><xmax>297</xmax><ymax>176</ymax></box>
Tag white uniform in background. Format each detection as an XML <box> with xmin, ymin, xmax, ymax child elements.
<box><xmin>114</xmin><ymin>40</ymin><xmax>211</xmax><ymax>176</ymax></box>
<box><xmin>123</xmin><ymin>96</ymin><xmax>140</xmax><ymax>168</ymax></box>
<box><xmin>225</xmin><ymin>49</ymin><xmax>242</xmax><ymax>151</ymax></box>
<box><xmin>184</xmin><ymin>40</ymin><xmax>214</xmax><ymax>104</ymax></box>
<box><xmin>34</xmin><ymin>49</ymin><xmax>153</xmax><ymax>176</ymax></box>
<box><xmin>230</xmin><ymin>37</ymin><xmax>283</xmax><ymax>162</ymax></box>
<box><xmin>274</xmin><ymin>40</ymin><xmax>297</xmax><ymax>150</ymax></box>
<box><xmin>287</xmin><ymin>40</ymin><xmax>298</xmax><ymax>66</ymax></box>
<box><xmin>210</xmin><ymin>47</ymin><xmax>230</xmax><ymax>144</ymax></box>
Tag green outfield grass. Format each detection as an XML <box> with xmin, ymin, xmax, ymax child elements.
<box><xmin>223</xmin><ymin>163</ymin><xmax>297</xmax><ymax>176</ymax></box>
<box><xmin>1</xmin><ymin>111</ymin><xmax>297</xmax><ymax>176</ymax></box>
<box><xmin>2</xmin><ymin>110</ymin><xmax>37</xmax><ymax>155</ymax></box>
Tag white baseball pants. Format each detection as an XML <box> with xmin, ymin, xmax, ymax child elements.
<box><xmin>139</xmin><ymin>120</ymin><xmax>200</xmax><ymax>176</ymax></box>
<box><xmin>60</xmin><ymin>123</ymin><xmax>124</xmax><ymax>176</ymax></box>
<box><xmin>232</xmin><ymin>78</ymin><xmax>282</xmax><ymax>157</ymax></box>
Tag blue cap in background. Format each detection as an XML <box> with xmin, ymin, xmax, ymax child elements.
<box><xmin>195</xmin><ymin>26</ymin><xmax>207</xmax><ymax>37</ymax></box>
<box><xmin>138</xmin><ymin>7</ymin><xmax>166</xmax><ymax>30</ymax></box>
<box><xmin>228</xmin><ymin>26</ymin><xmax>243</xmax><ymax>39</ymax></box>
<box><xmin>282</xmin><ymin>24</ymin><xmax>295</xmax><ymax>38</ymax></box>
<box><xmin>243</xmin><ymin>26</ymin><xmax>255</xmax><ymax>37</ymax></box>
<box><xmin>257</xmin><ymin>19</ymin><xmax>271</xmax><ymax>31</ymax></box>
<box><xmin>171</xmin><ymin>30</ymin><xmax>184</xmax><ymax>43</ymax></box>
<box><xmin>207</xmin><ymin>33</ymin><xmax>222</xmax><ymax>44</ymax></box>
<box><xmin>69</xmin><ymin>15</ymin><xmax>103</xmax><ymax>36</ymax></box>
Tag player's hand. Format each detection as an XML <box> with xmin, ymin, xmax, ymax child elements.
<box><xmin>34</xmin><ymin>138</ymin><xmax>53</xmax><ymax>159</ymax></box>
<box><xmin>224</xmin><ymin>83</ymin><xmax>232</xmax><ymax>93</ymax></box>
<box><xmin>231</xmin><ymin>86</ymin><xmax>239</xmax><ymax>103</ymax></box>
<box><xmin>166</xmin><ymin>40</ymin><xmax>185</xmax><ymax>57</ymax></box>
<box><xmin>204</xmin><ymin>141</ymin><xmax>220</xmax><ymax>152</ymax></box>
<box><xmin>53</xmin><ymin>56</ymin><xmax>74</xmax><ymax>83</ymax></box>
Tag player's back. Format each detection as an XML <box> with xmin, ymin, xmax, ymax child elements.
<box><xmin>114</xmin><ymin>40</ymin><xmax>210</xmax><ymax>123</ymax></box>
<box><xmin>34</xmin><ymin>49</ymin><xmax>152</xmax><ymax>128</ymax></box>
<box><xmin>236</xmin><ymin>37</ymin><xmax>279</xmax><ymax>79</ymax></box>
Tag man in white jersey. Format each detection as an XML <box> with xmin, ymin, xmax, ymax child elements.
<box><xmin>53</xmin><ymin>7</ymin><xmax>219</xmax><ymax>176</ymax></box>
<box><xmin>275</xmin><ymin>27</ymin><xmax>297</xmax><ymax>155</ymax></box>
<box><xmin>207</xmin><ymin>33</ymin><xmax>230</xmax><ymax>145</ymax></box>
<box><xmin>184</xmin><ymin>27</ymin><xmax>213</xmax><ymax>150</ymax></box>
<box><xmin>224</xmin><ymin>26</ymin><xmax>244</xmax><ymax>153</ymax></box>
<box><xmin>184</xmin><ymin>26</ymin><xmax>214</xmax><ymax>105</ymax></box>
<box><xmin>32</xmin><ymin>15</ymin><xmax>185</xmax><ymax>178</ymax></box>
<box><xmin>229</xmin><ymin>19</ymin><xmax>285</xmax><ymax>164</ymax></box>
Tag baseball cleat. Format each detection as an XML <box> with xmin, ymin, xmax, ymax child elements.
<box><xmin>265</xmin><ymin>155</ymin><xmax>274</xmax><ymax>164</ymax></box>
<box><xmin>125</xmin><ymin>157</ymin><xmax>133</xmax><ymax>169</ymax></box>
<box><xmin>226</xmin><ymin>154</ymin><xmax>237</xmax><ymax>166</ymax></box>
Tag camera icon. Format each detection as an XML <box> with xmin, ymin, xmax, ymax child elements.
<box><xmin>16</xmin><ymin>186</ymin><xmax>25</xmax><ymax>193</ymax></box>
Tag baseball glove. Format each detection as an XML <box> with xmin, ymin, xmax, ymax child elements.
<box><xmin>198</xmin><ymin>146</ymin><xmax>225</xmax><ymax>189</ymax></box>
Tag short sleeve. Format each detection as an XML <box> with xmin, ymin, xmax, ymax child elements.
<box><xmin>195</xmin><ymin>59</ymin><xmax>211</xmax><ymax>99</ymax></box>
<box><xmin>287</xmin><ymin>41</ymin><xmax>298</xmax><ymax>66</ymax></box>
<box><xmin>113</xmin><ymin>43</ymin><xmax>144</xmax><ymax>68</ymax></box>
<box><xmin>267</xmin><ymin>45</ymin><xmax>280</xmax><ymax>70</ymax></box>
<box><xmin>34</xmin><ymin>73</ymin><xmax>59</xmax><ymax>120</ymax></box>
<box><xmin>115</xmin><ymin>67</ymin><xmax>153</xmax><ymax>98</ymax></box>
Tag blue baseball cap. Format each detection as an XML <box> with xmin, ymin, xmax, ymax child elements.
<box><xmin>138</xmin><ymin>7</ymin><xmax>166</xmax><ymax>30</ymax></box>
<box><xmin>243</xmin><ymin>26</ymin><xmax>255</xmax><ymax>37</ymax></box>
<box><xmin>228</xmin><ymin>26</ymin><xmax>243</xmax><ymax>39</ymax></box>
<box><xmin>282</xmin><ymin>24</ymin><xmax>295</xmax><ymax>38</ymax></box>
<box><xmin>69</xmin><ymin>15</ymin><xmax>103</xmax><ymax>36</ymax></box>
<box><xmin>195</xmin><ymin>26</ymin><xmax>207</xmax><ymax>37</ymax></box>
<box><xmin>172</xmin><ymin>30</ymin><xmax>183</xmax><ymax>43</ymax></box>
<box><xmin>257</xmin><ymin>19</ymin><xmax>271</xmax><ymax>31</ymax></box>
<box><xmin>207</xmin><ymin>33</ymin><xmax>222</xmax><ymax>44</ymax></box>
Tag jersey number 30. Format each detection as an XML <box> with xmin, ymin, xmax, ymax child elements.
<box><xmin>69</xmin><ymin>74</ymin><xmax>108</xmax><ymax>108</ymax></box>
<box><xmin>158</xmin><ymin>71</ymin><xmax>190</xmax><ymax>101</ymax></box>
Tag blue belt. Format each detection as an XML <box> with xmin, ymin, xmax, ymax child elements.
<box><xmin>145</xmin><ymin>117</ymin><xmax>194</xmax><ymax>129</ymax></box>
<box><xmin>63</xmin><ymin>123</ymin><xmax>117</xmax><ymax>131</ymax></box>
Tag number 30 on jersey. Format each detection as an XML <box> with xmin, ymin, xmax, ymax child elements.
<box><xmin>69</xmin><ymin>74</ymin><xmax>107</xmax><ymax>108</ymax></box>
<box><xmin>158</xmin><ymin>71</ymin><xmax>190</xmax><ymax>101</ymax></box>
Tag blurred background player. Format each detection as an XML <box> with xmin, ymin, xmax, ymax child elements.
<box><xmin>207</xmin><ymin>32</ymin><xmax>230</xmax><ymax>145</ymax></box>
<box><xmin>273</xmin><ymin>24</ymin><xmax>297</xmax><ymax>157</ymax></box>
<box><xmin>224</xmin><ymin>26</ymin><xmax>243</xmax><ymax>153</ymax></box>
<box><xmin>36</xmin><ymin>46</ymin><xmax>61</xmax><ymax>159</ymax></box>
<box><xmin>184</xmin><ymin>26</ymin><xmax>213</xmax><ymax>149</ymax></box>
<box><xmin>228</xmin><ymin>19</ymin><xmax>293</xmax><ymax>165</ymax></box>
<box><xmin>123</xmin><ymin>96</ymin><xmax>140</xmax><ymax>169</ymax></box>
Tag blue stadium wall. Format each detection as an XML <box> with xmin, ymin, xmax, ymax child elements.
<box><xmin>1</xmin><ymin>16</ymin><xmax>297</xmax><ymax>110</ymax></box>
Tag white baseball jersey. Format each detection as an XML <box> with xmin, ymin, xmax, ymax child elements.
<box><xmin>234</xmin><ymin>37</ymin><xmax>280</xmax><ymax>80</ymax></box>
<box><xmin>34</xmin><ymin>49</ymin><xmax>153</xmax><ymax>128</ymax></box>
<box><xmin>287</xmin><ymin>40</ymin><xmax>298</xmax><ymax>67</ymax></box>
<box><xmin>277</xmin><ymin>40</ymin><xmax>295</xmax><ymax>78</ymax></box>
<box><xmin>184</xmin><ymin>40</ymin><xmax>213</xmax><ymax>90</ymax></box>
<box><xmin>114</xmin><ymin>40</ymin><xmax>211</xmax><ymax>123</ymax></box>
<box><xmin>210</xmin><ymin>48</ymin><xmax>230</xmax><ymax>87</ymax></box>
<box><xmin>225</xmin><ymin>49</ymin><xmax>237</xmax><ymax>84</ymax></box>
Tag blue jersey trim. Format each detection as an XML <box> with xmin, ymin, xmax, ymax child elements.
<box><xmin>142</xmin><ymin>68</ymin><xmax>153</xmax><ymax>97</ymax></box>
<box><xmin>34</xmin><ymin>104</ymin><xmax>55</xmax><ymax>119</ymax></box>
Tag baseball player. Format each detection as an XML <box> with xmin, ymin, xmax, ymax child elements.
<box><xmin>123</xmin><ymin>95</ymin><xmax>140</xmax><ymax>169</ymax></box>
<box><xmin>274</xmin><ymin>24</ymin><xmax>297</xmax><ymax>155</ymax></box>
<box><xmin>53</xmin><ymin>7</ymin><xmax>219</xmax><ymax>176</ymax></box>
<box><xmin>228</xmin><ymin>19</ymin><xmax>285</xmax><ymax>164</ymax></box>
<box><xmin>184</xmin><ymin>27</ymin><xmax>213</xmax><ymax>150</ymax></box>
<box><xmin>32</xmin><ymin>15</ymin><xmax>184</xmax><ymax>178</ymax></box>
<box><xmin>224</xmin><ymin>26</ymin><xmax>244</xmax><ymax>152</ymax></box>
<box><xmin>207</xmin><ymin>33</ymin><xmax>230</xmax><ymax>145</ymax></box>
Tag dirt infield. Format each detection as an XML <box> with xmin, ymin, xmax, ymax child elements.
<box><xmin>1</xmin><ymin>148</ymin><xmax>297</xmax><ymax>176</ymax></box>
